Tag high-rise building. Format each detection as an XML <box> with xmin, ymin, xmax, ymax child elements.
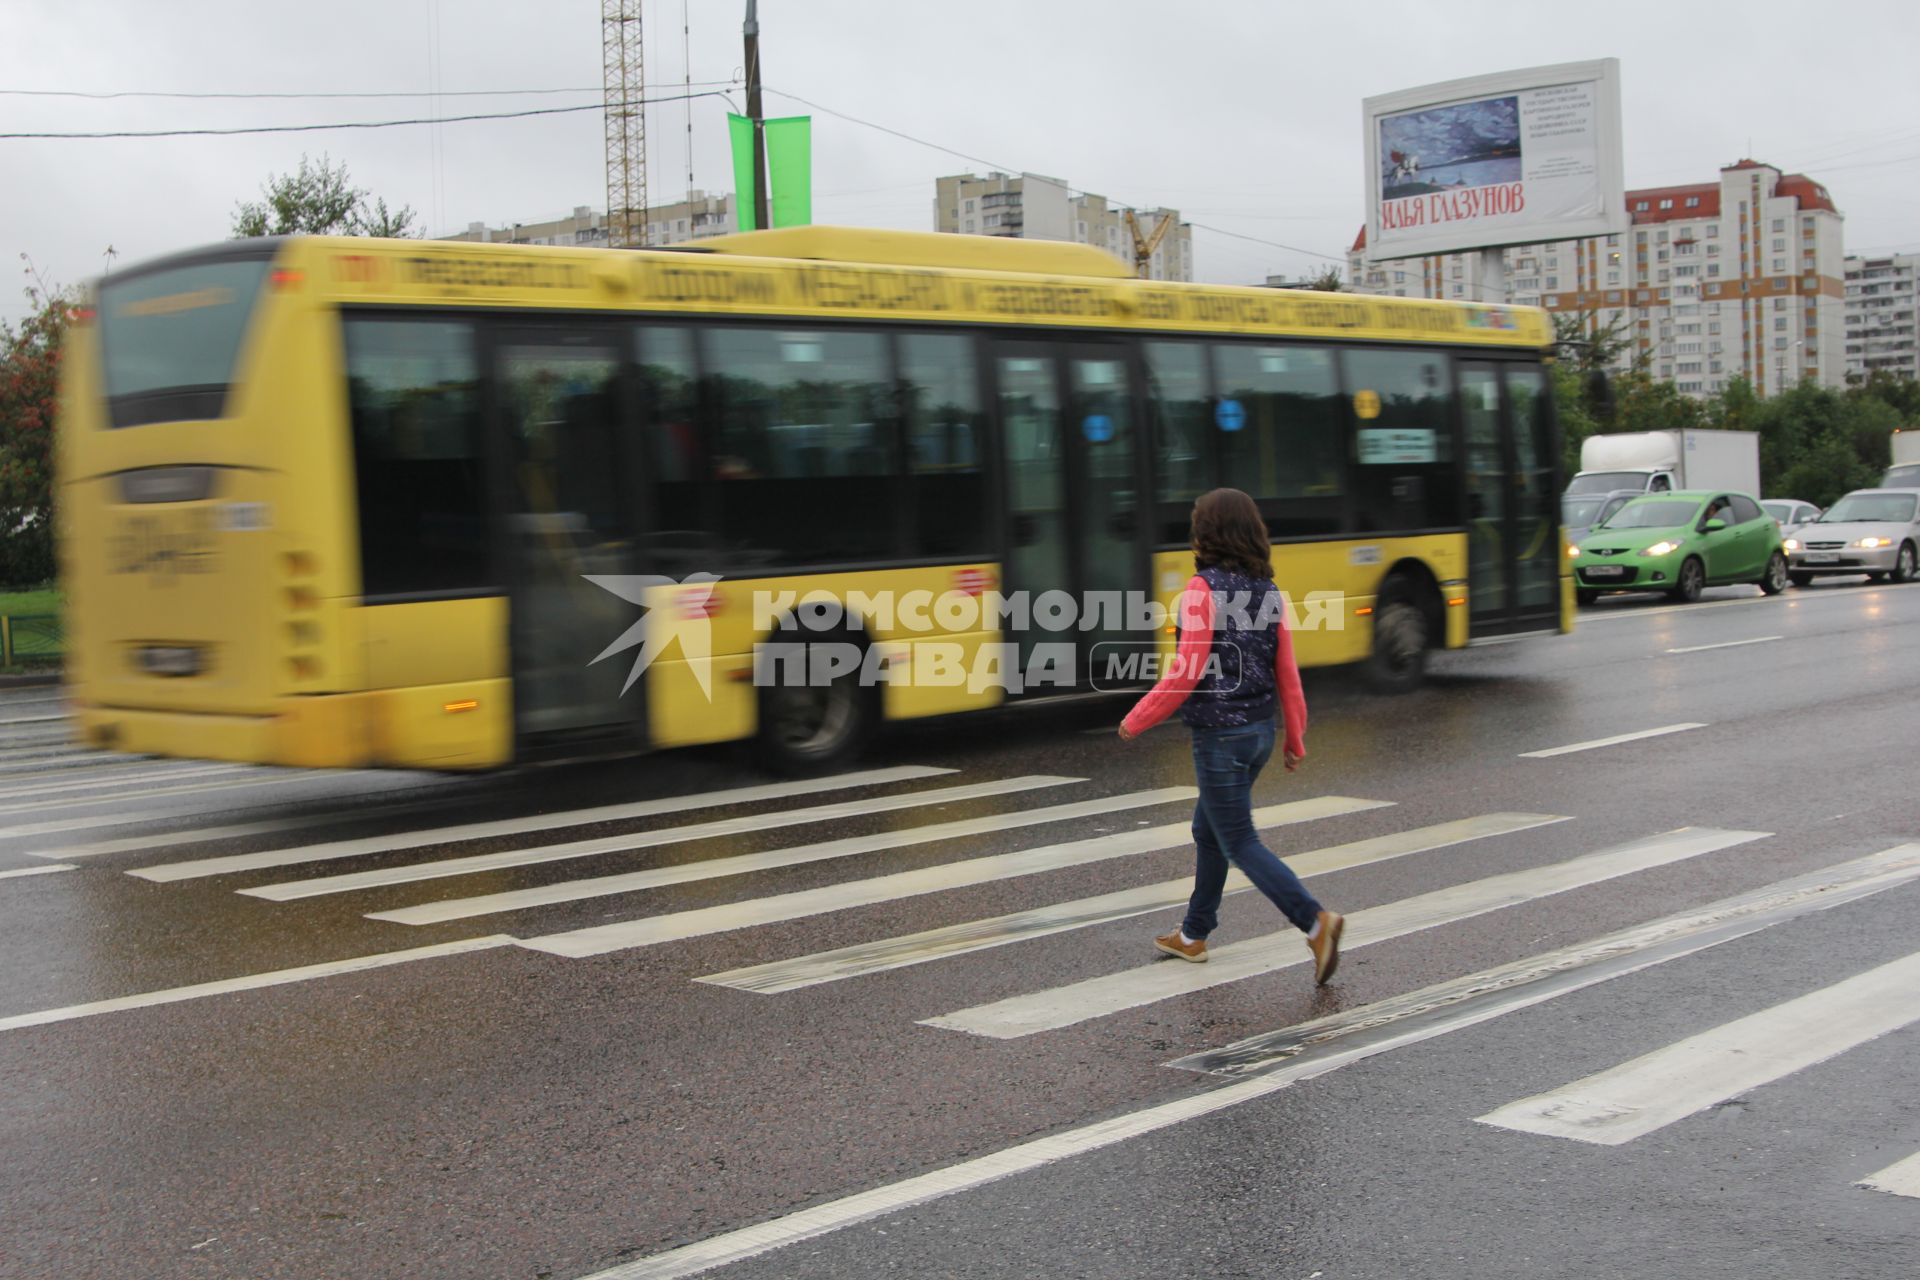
<box><xmin>1844</xmin><ymin>253</ymin><xmax>1920</xmax><ymax>382</ymax></box>
<box><xmin>1348</xmin><ymin>160</ymin><xmax>1845</xmax><ymax>397</ymax></box>
<box><xmin>933</xmin><ymin>172</ymin><xmax>1193</xmax><ymax>281</ymax></box>
<box><xmin>443</xmin><ymin>191</ymin><xmax>736</xmax><ymax>249</ymax></box>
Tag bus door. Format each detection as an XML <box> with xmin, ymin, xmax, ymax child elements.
<box><xmin>991</xmin><ymin>340</ymin><xmax>1146</xmax><ymax>689</ymax></box>
<box><xmin>493</xmin><ymin>324</ymin><xmax>646</xmax><ymax>739</ymax></box>
<box><xmin>1460</xmin><ymin>360</ymin><xmax>1560</xmax><ymax>636</ymax></box>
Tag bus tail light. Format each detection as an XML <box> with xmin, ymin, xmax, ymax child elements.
<box><xmin>270</xmin><ymin>268</ymin><xmax>305</xmax><ymax>290</ymax></box>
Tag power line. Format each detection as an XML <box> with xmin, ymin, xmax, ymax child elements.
<box><xmin>764</xmin><ymin>87</ymin><xmax>1023</xmax><ymax>182</ymax></box>
<box><xmin>0</xmin><ymin>90</ymin><xmax>735</xmax><ymax>140</ymax></box>
<box><xmin>764</xmin><ymin>85</ymin><xmax>1344</xmax><ymax>266</ymax></box>
<box><xmin>0</xmin><ymin>82</ymin><xmax>736</xmax><ymax>102</ymax></box>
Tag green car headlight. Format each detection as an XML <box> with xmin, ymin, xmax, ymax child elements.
<box><xmin>1640</xmin><ymin>539</ymin><xmax>1684</xmax><ymax>557</ymax></box>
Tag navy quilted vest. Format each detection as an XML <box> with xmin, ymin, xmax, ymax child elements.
<box><xmin>1179</xmin><ymin>565</ymin><xmax>1280</xmax><ymax>729</ymax></box>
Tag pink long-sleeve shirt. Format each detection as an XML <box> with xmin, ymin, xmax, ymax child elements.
<box><xmin>1121</xmin><ymin>574</ymin><xmax>1308</xmax><ymax>758</ymax></box>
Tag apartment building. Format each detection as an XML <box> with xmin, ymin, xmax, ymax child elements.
<box><xmin>933</xmin><ymin>172</ymin><xmax>1193</xmax><ymax>281</ymax></box>
<box><xmin>1844</xmin><ymin>252</ymin><xmax>1920</xmax><ymax>382</ymax></box>
<box><xmin>1348</xmin><ymin>160</ymin><xmax>1846</xmax><ymax>396</ymax></box>
<box><xmin>443</xmin><ymin>191</ymin><xmax>737</xmax><ymax>249</ymax></box>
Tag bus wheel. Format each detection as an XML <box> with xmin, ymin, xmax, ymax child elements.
<box><xmin>1363</xmin><ymin>576</ymin><xmax>1430</xmax><ymax>695</ymax></box>
<box><xmin>754</xmin><ymin>640</ymin><xmax>876</xmax><ymax>775</ymax></box>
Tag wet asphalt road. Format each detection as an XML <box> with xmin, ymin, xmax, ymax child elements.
<box><xmin>1</xmin><ymin>578</ymin><xmax>1916</xmax><ymax>1280</ymax></box>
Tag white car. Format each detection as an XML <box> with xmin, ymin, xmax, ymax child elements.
<box><xmin>1761</xmin><ymin>498</ymin><xmax>1821</xmax><ymax>538</ymax></box>
<box><xmin>1785</xmin><ymin>488</ymin><xmax>1920</xmax><ymax>585</ymax></box>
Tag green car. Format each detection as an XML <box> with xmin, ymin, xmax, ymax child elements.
<box><xmin>1573</xmin><ymin>490</ymin><xmax>1789</xmax><ymax>605</ymax></box>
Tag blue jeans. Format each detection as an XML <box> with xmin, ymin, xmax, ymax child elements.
<box><xmin>1182</xmin><ymin>719</ymin><xmax>1323</xmax><ymax>938</ymax></box>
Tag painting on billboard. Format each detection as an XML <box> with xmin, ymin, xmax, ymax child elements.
<box><xmin>1363</xmin><ymin>60</ymin><xmax>1626</xmax><ymax>261</ymax></box>
<box><xmin>1379</xmin><ymin>96</ymin><xmax>1521</xmax><ymax>203</ymax></box>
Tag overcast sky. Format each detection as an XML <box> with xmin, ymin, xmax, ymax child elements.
<box><xmin>5</xmin><ymin>0</ymin><xmax>1919</xmax><ymax>324</ymax></box>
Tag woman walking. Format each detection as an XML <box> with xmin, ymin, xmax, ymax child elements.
<box><xmin>1118</xmin><ymin>488</ymin><xmax>1344</xmax><ymax>984</ymax></box>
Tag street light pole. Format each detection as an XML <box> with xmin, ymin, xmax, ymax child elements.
<box><xmin>742</xmin><ymin>0</ymin><xmax>770</xmax><ymax>231</ymax></box>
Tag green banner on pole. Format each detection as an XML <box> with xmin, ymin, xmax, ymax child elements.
<box><xmin>764</xmin><ymin>115</ymin><xmax>812</xmax><ymax>229</ymax></box>
<box><xmin>727</xmin><ymin>112</ymin><xmax>758</xmax><ymax>231</ymax></box>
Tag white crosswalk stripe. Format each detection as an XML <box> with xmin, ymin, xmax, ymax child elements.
<box><xmin>699</xmin><ymin>812</ymin><xmax>1564</xmax><ymax>994</ymax></box>
<box><xmin>0</xmin><ymin>768</ymin><xmax>364</xmax><ymax>821</ymax></box>
<box><xmin>376</xmin><ymin>787</ymin><xmax>1209</xmax><ymax>927</ymax></box>
<box><xmin>1858</xmin><ymin>1152</ymin><xmax>1920</xmax><ymax>1199</ymax></box>
<box><xmin>239</xmin><ymin>775</ymin><xmax>1080</xmax><ymax>900</ymax></box>
<box><xmin>923</xmin><ymin>827</ymin><xmax>1766</xmax><ymax>1040</ymax></box>
<box><xmin>0</xmin><ymin>759</ymin><xmax>244</xmax><ymax>797</ymax></box>
<box><xmin>128</xmin><ymin>764</ymin><xmax>953</xmax><ymax>881</ymax></box>
<box><xmin>1478</xmin><ymin>947</ymin><xmax>1920</xmax><ymax>1145</ymax></box>
<box><xmin>0</xmin><ymin>753</ymin><xmax>179</xmax><ymax>779</ymax></box>
<box><xmin>516</xmin><ymin>795</ymin><xmax>1387</xmax><ymax>958</ymax></box>
<box><xmin>0</xmin><ymin>863</ymin><xmax>75</xmax><ymax>879</ymax></box>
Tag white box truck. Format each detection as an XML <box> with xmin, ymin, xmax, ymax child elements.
<box><xmin>1566</xmin><ymin>429</ymin><xmax>1761</xmax><ymax>496</ymax></box>
<box><xmin>1884</xmin><ymin>429</ymin><xmax>1920</xmax><ymax>488</ymax></box>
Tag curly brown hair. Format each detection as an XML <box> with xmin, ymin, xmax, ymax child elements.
<box><xmin>1190</xmin><ymin>487</ymin><xmax>1273</xmax><ymax>580</ymax></box>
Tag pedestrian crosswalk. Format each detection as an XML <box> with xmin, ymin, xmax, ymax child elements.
<box><xmin>1477</xmin><ymin>947</ymin><xmax>1920</xmax><ymax>1145</ymax></box>
<box><xmin>923</xmin><ymin>826</ymin><xmax>1765</xmax><ymax>1039</ymax></box>
<box><xmin>7</xmin><ymin>715</ymin><xmax>1920</xmax><ymax>1193</ymax></box>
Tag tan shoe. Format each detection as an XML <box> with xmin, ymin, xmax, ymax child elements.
<box><xmin>1307</xmin><ymin>910</ymin><xmax>1345</xmax><ymax>985</ymax></box>
<box><xmin>1154</xmin><ymin>930</ymin><xmax>1207</xmax><ymax>963</ymax></box>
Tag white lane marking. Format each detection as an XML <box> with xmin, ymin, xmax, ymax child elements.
<box><xmin>0</xmin><ymin>863</ymin><xmax>75</xmax><ymax>879</ymax></box>
<box><xmin>1665</xmin><ymin>635</ymin><xmax>1781</xmax><ymax>654</ymax></box>
<box><xmin>0</xmin><ymin>754</ymin><xmax>158</xmax><ymax>779</ymax></box>
<box><xmin>376</xmin><ymin>787</ymin><xmax>1210</xmax><ymax>928</ymax></box>
<box><xmin>241</xmin><ymin>776</ymin><xmax>1081</xmax><ymax>899</ymax></box>
<box><xmin>21</xmin><ymin>789</ymin><xmax>491</xmax><ymax>857</ymax></box>
<box><xmin>701</xmin><ymin>812</ymin><xmax>1566</xmax><ymax>994</ymax></box>
<box><xmin>925</xmin><ymin>826</ymin><xmax>1765</xmax><ymax>1040</ymax></box>
<box><xmin>518</xmin><ymin>796</ymin><xmax>1387</xmax><ymax>959</ymax></box>
<box><xmin>0</xmin><ymin>759</ymin><xmax>243</xmax><ymax>798</ymax></box>
<box><xmin>0</xmin><ymin>712</ymin><xmax>66</xmax><ymax>726</ymax></box>
<box><xmin>0</xmin><ymin>936</ymin><xmax>514</xmax><ymax>1034</ymax></box>
<box><xmin>1859</xmin><ymin>1152</ymin><xmax>1920</xmax><ymax>1199</ymax></box>
<box><xmin>578</xmin><ymin>844</ymin><xmax>1910</xmax><ymax>1280</ymax></box>
<box><xmin>129</xmin><ymin>764</ymin><xmax>952</xmax><ymax>881</ymax></box>
<box><xmin>1574</xmin><ymin>590</ymin><xmax>1821</xmax><ymax>623</ymax></box>
<box><xmin>1518</xmin><ymin>723</ymin><xmax>1705</xmax><ymax>758</ymax></box>
<box><xmin>0</xmin><ymin>768</ymin><xmax>342</xmax><ymax>818</ymax></box>
<box><xmin>1478</xmin><ymin>948</ymin><xmax>1920</xmax><ymax>1145</ymax></box>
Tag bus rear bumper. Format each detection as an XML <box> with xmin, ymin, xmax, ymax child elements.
<box><xmin>72</xmin><ymin>680</ymin><xmax>511</xmax><ymax>771</ymax></box>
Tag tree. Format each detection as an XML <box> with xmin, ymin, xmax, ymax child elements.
<box><xmin>1300</xmin><ymin>265</ymin><xmax>1344</xmax><ymax>292</ymax></box>
<box><xmin>232</xmin><ymin>154</ymin><xmax>418</xmax><ymax>239</ymax></box>
<box><xmin>0</xmin><ymin>263</ymin><xmax>76</xmax><ymax>586</ymax></box>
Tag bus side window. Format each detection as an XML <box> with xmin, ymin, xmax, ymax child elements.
<box><xmin>701</xmin><ymin>327</ymin><xmax>896</xmax><ymax>567</ymax></box>
<box><xmin>636</xmin><ymin>326</ymin><xmax>705</xmax><ymax>576</ymax></box>
<box><xmin>342</xmin><ymin>317</ymin><xmax>492</xmax><ymax>597</ymax></box>
<box><xmin>1143</xmin><ymin>341</ymin><xmax>1212</xmax><ymax>544</ymax></box>
<box><xmin>1344</xmin><ymin>348</ymin><xmax>1458</xmax><ymax>534</ymax></box>
<box><xmin>898</xmin><ymin>332</ymin><xmax>988</xmax><ymax>557</ymax></box>
<box><xmin>1212</xmin><ymin>342</ymin><xmax>1346</xmax><ymax>538</ymax></box>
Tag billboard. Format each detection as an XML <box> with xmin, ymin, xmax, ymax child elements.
<box><xmin>1363</xmin><ymin>59</ymin><xmax>1625</xmax><ymax>261</ymax></box>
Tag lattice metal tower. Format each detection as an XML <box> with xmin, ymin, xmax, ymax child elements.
<box><xmin>603</xmin><ymin>0</ymin><xmax>647</xmax><ymax>248</ymax></box>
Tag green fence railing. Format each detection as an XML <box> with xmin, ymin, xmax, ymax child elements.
<box><xmin>0</xmin><ymin>614</ymin><xmax>62</xmax><ymax>666</ymax></box>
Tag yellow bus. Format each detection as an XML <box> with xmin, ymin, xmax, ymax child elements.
<box><xmin>58</xmin><ymin>227</ymin><xmax>1567</xmax><ymax>773</ymax></box>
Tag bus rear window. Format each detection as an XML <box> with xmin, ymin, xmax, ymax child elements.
<box><xmin>97</xmin><ymin>258</ymin><xmax>273</xmax><ymax>427</ymax></box>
